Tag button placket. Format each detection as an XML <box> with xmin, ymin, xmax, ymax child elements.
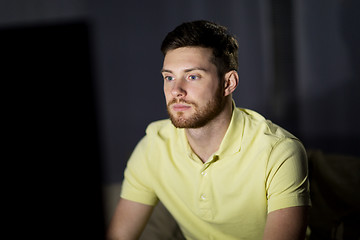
<box><xmin>199</xmin><ymin>167</ymin><xmax>209</xmax><ymax>202</ymax></box>
<box><xmin>197</xmin><ymin>160</ymin><xmax>214</xmax><ymax>219</ymax></box>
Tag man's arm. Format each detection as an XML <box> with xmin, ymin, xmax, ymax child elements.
<box><xmin>263</xmin><ymin>206</ymin><xmax>308</xmax><ymax>240</ymax></box>
<box><xmin>107</xmin><ymin>198</ymin><xmax>154</xmax><ymax>240</ymax></box>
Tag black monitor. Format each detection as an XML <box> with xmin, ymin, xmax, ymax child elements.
<box><xmin>2</xmin><ymin>21</ymin><xmax>105</xmax><ymax>238</ymax></box>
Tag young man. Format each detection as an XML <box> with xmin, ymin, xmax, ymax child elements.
<box><xmin>107</xmin><ymin>20</ymin><xmax>311</xmax><ymax>240</ymax></box>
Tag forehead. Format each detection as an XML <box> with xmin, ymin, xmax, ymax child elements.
<box><xmin>163</xmin><ymin>47</ymin><xmax>215</xmax><ymax>71</ymax></box>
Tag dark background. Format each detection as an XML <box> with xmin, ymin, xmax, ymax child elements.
<box><xmin>1</xmin><ymin>0</ymin><xmax>359</xmax><ymax>238</ymax></box>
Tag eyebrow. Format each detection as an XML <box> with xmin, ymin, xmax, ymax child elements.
<box><xmin>160</xmin><ymin>67</ymin><xmax>208</xmax><ymax>74</ymax></box>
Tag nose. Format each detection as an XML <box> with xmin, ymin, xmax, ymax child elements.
<box><xmin>171</xmin><ymin>80</ymin><xmax>186</xmax><ymax>98</ymax></box>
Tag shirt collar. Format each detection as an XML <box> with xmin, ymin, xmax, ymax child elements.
<box><xmin>179</xmin><ymin>100</ymin><xmax>244</xmax><ymax>161</ymax></box>
<box><xmin>214</xmin><ymin>100</ymin><xmax>244</xmax><ymax>157</ymax></box>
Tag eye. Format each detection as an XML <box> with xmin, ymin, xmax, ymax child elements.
<box><xmin>188</xmin><ymin>74</ymin><xmax>199</xmax><ymax>81</ymax></box>
<box><xmin>164</xmin><ymin>76</ymin><xmax>174</xmax><ymax>81</ymax></box>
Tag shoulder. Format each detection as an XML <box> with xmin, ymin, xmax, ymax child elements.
<box><xmin>143</xmin><ymin>119</ymin><xmax>180</xmax><ymax>145</ymax></box>
<box><xmin>238</xmin><ymin>108</ymin><xmax>298</xmax><ymax>140</ymax></box>
<box><xmin>146</xmin><ymin>119</ymin><xmax>174</xmax><ymax>136</ymax></box>
<box><xmin>126</xmin><ymin>119</ymin><xmax>176</xmax><ymax>169</ymax></box>
<box><xmin>235</xmin><ymin>108</ymin><xmax>304</xmax><ymax>155</ymax></box>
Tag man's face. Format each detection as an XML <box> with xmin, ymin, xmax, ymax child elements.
<box><xmin>162</xmin><ymin>47</ymin><xmax>226</xmax><ymax>128</ymax></box>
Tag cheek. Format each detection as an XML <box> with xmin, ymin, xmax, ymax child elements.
<box><xmin>210</xmin><ymin>82</ymin><xmax>222</xmax><ymax>97</ymax></box>
<box><xmin>199</xmin><ymin>86</ymin><xmax>217</xmax><ymax>100</ymax></box>
<box><xmin>163</xmin><ymin>87</ymin><xmax>171</xmax><ymax>102</ymax></box>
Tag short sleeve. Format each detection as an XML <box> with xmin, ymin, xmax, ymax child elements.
<box><xmin>266</xmin><ymin>138</ymin><xmax>311</xmax><ymax>213</ymax></box>
<box><xmin>120</xmin><ymin>136</ymin><xmax>159</xmax><ymax>206</ymax></box>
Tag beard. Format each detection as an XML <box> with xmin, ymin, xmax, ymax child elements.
<box><xmin>166</xmin><ymin>85</ymin><xmax>226</xmax><ymax>128</ymax></box>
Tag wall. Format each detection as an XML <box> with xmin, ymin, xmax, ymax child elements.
<box><xmin>88</xmin><ymin>0</ymin><xmax>276</xmax><ymax>183</ymax></box>
<box><xmin>1</xmin><ymin>0</ymin><xmax>359</xmax><ymax>185</ymax></box>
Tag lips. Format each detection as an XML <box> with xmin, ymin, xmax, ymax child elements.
<box><xmin>172</xmin><ymin>104</ymin><xmax>191</xmax><ymax>112</ymax></box>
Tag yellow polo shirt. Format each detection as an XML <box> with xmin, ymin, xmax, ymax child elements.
<box><xmin>121</xmin><ymin>106</ymin><xmax>311</xmax><ymax>239</ymax></box>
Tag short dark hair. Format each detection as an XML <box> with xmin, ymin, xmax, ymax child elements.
<box><xmin>161</xmin><ymin>20</ymin><xmax>239</xmax><ymax>80</ymax></box>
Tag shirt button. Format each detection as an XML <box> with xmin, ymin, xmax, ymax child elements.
<box><xmin>200</xmin><ymin>194</ymin><xmax>206</xmax><ymax>200</ymax></box>
<box><xmin>201</xmin><ymin>171</ymin><xmax>207</xmax><ymax>176</ymax></box>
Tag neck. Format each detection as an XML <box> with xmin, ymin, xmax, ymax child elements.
<box><xmin>185</xmin><ymin>98</ymin><xmax>233</xmax><ymax>163</ymax></box>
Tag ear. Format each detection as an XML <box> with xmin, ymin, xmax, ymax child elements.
<box><xmin>223</xmin><ymin>70</ymin><xmax>239</xmax><ymax>96</ymax></box>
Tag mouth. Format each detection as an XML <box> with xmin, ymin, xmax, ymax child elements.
<box><xmin>171</xmin><ymin>103</ymin><xmax>191</xmax><ymax>112</ymax></box>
